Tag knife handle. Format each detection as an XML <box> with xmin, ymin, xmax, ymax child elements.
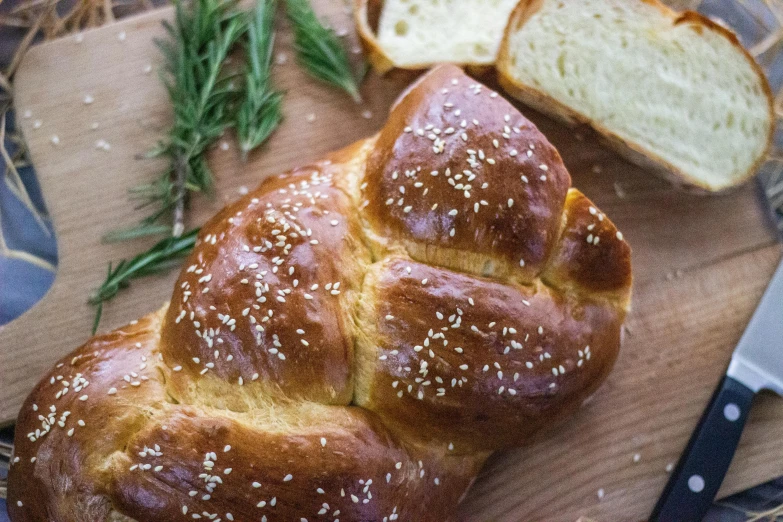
<box><xmin>650</xmin><ymin>375</ymin><xmax>755</xmax><ymax>522</ymax></box>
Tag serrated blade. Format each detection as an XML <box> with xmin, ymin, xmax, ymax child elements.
<box><xmin>727</xmin><ymin>258</ymin><xmax>783</xmax><ymax>394</ymax></box>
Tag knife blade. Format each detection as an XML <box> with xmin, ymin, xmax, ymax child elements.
<box><xmin>650</xmin><ymin>257</ymin><xmax>783</xmax><ymax>522</ymax></box>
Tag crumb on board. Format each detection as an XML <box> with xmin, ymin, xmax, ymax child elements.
<box><xmin>613</xmin><ymin>181</ymin><xmax>626</xmax><ymax>199</ymax></box>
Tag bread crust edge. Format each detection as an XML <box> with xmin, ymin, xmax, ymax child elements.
<box><xmin>495</xmin><ymin>0</ymin><xmax>775</xmax><ymax>193</ymax></box>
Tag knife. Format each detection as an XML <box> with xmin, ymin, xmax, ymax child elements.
<box><xmin>650</xmin><ymin>257</ymin><xmax>783</xmax><ymax>522</ymax></box>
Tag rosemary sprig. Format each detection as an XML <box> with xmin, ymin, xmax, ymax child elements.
<box><xmin>107</xmin><ymin>0</ymin><xmax>247</xmax><ymax>241</ymax></box>
<box><xmin>237</xmin><ymin>0</ymin><xmax>283</xmax><ymax>160</ymax></box>
<box><xmin>89</xmin><ymin>228</ymin><xmax>199</xmax><ymax>334</ymax></box>
<box><xmin>92</xmin><ymin>0</ymin><xmax>288</xmax><ymax>331</ymax></box>
<box><xmin>284</xmin><ymin>0</ymin><xmax>364</xmax><ymax>102</ymax></box>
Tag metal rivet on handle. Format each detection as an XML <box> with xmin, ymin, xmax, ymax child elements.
<box><xmin>724</xmin><ymin>403</ymin><xmax>740</xmax><ymax>422</ymax></box>
<box><xmin>688</xmin><ymin>474</ymin><xmax>705</xmax><ymax>493</ymax></box>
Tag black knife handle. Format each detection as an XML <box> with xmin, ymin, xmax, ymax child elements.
<box><xmin>650</xmin><ymin>375</ymin><xmax>755</xmax><ymax>522</ymax></box>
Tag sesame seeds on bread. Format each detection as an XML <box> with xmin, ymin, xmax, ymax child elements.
<box><xmin>7</xmin><ymin>65</ymin><xmax>631</xmax><ymax>521</ymax></box>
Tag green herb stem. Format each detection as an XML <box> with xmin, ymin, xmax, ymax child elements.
<box><xmin>106</xmin><ymin>0</ymin><xmax>248</xmax><ymax>242</ymax></box>
<box><xmin>284</xmin><ymin>0</ymin><xmax>363</xmax><ymax>103</ymax></box>
<box><xmin>90</xmin><ymin>228</ymin><xmax>200</xmax><ymax>334</ymax></box>
<box><xmin>237</xmin><ymin>0</ymin><xmax>284</xmax><ymax>160</ymax></box>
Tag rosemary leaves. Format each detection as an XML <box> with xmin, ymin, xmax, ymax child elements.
<box><xmin>90</xmin><ymin>228</ymin><xmax>199</xmax><ymax>334</ymax></box>
<box><xmin>109</xmin><ymin>0</ymin><xmax>248</xmax><ymax>242</ymax></box>
<box><xmin>93</xmin><ymin>0</ymin><xmax>283</xmax><ymax>331</ymax></box>
<box><xmin>92</xmin><ymin>0</ymin><xmax>366</xmax><ymax>331</ymax></box>
<box><xmin>237</xmin><ymin>0</ymin><xmax>284</xmax><ymax>159</ymax></box>
<box><xmin>284</xmin><ymin>0</ymin><xmax>364</xmax><ymax>102</ymax></box>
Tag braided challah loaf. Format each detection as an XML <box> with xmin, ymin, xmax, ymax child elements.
<box><xmin>8</xmin><ymin>64</ymin><xmax>631</xmax><ymax>522</ymax></box>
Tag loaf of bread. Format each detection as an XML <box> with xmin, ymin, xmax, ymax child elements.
<box><xmin>7</xmin><ymin>65</ymin><xmax>631</xmax><ymax>521</ymax></box>
<box><xmin>355</xmin><ymin>0</ymin><xmax>519</xmax><ymax>73</ymax></box>
<box><xmin>356</xmin><ymin>0</ymin><xmax>774</xmax><ymax>192</ymax></box>
<box><xmin>497</xmin><ymin>0</ymin><xmax>774</xmax><ymax>192</ymax></box>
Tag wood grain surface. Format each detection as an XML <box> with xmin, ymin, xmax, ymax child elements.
<box><xmin>2</xmin><ymin>2</ymin><xmax>782</xmax><ymax>520</ymax></box>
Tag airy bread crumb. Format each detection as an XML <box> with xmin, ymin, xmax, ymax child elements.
<box><xmin>498</xmin><ymin>0</ymin><xmax>773</xmax><ymax>191</ymax></box>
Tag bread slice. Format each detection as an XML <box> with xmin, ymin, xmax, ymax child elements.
<box><xmin>496</xmin><ymin>0</ymin><xmax>774</xmax><ymax>192</ymax></box>
<box><xmin>355</xmin><ymin>0</ymin><xmax>519</xmax><ymax>73</ymax></box>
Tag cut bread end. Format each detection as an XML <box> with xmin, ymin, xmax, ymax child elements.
<box><xmin>497</xmin><ymin>0</ymin><xmax>774</xmax><ymax>192</ymax></box>
<box><xmin>355</xmin><ymin>0</ymin><xmax>519</xmax><ymax>73</ymax></box>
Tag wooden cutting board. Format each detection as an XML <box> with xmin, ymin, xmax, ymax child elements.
<box><xmin>2</xmin><ymin>2</ymin><xmax>782</xmax><ymax>520</ymax></box>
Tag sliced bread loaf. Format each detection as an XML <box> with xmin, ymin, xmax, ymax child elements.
<box><xmin>355</xmin><ymin>0</ymin><xmax>519</xmax><ymax>73</ymax></box>
<box><xmin>496</xmin><ymin>0</ymin><xmax>774</xmax><ymax>192</ymax></box>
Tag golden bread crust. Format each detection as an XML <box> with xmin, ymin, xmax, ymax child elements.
<box><xmin>362</xmin><ymin>64</ymin><xmax>571</xmax><ymax>282</ymax></box>
<box><xmin>9</xmin><ymin>65</ymin><xmax>631</xmax><ymax>521</ymax></box>
<box><xmin>354</xmin><ymin>256</ymin><xmax>623</xmax><ymax>451</ymax></box>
